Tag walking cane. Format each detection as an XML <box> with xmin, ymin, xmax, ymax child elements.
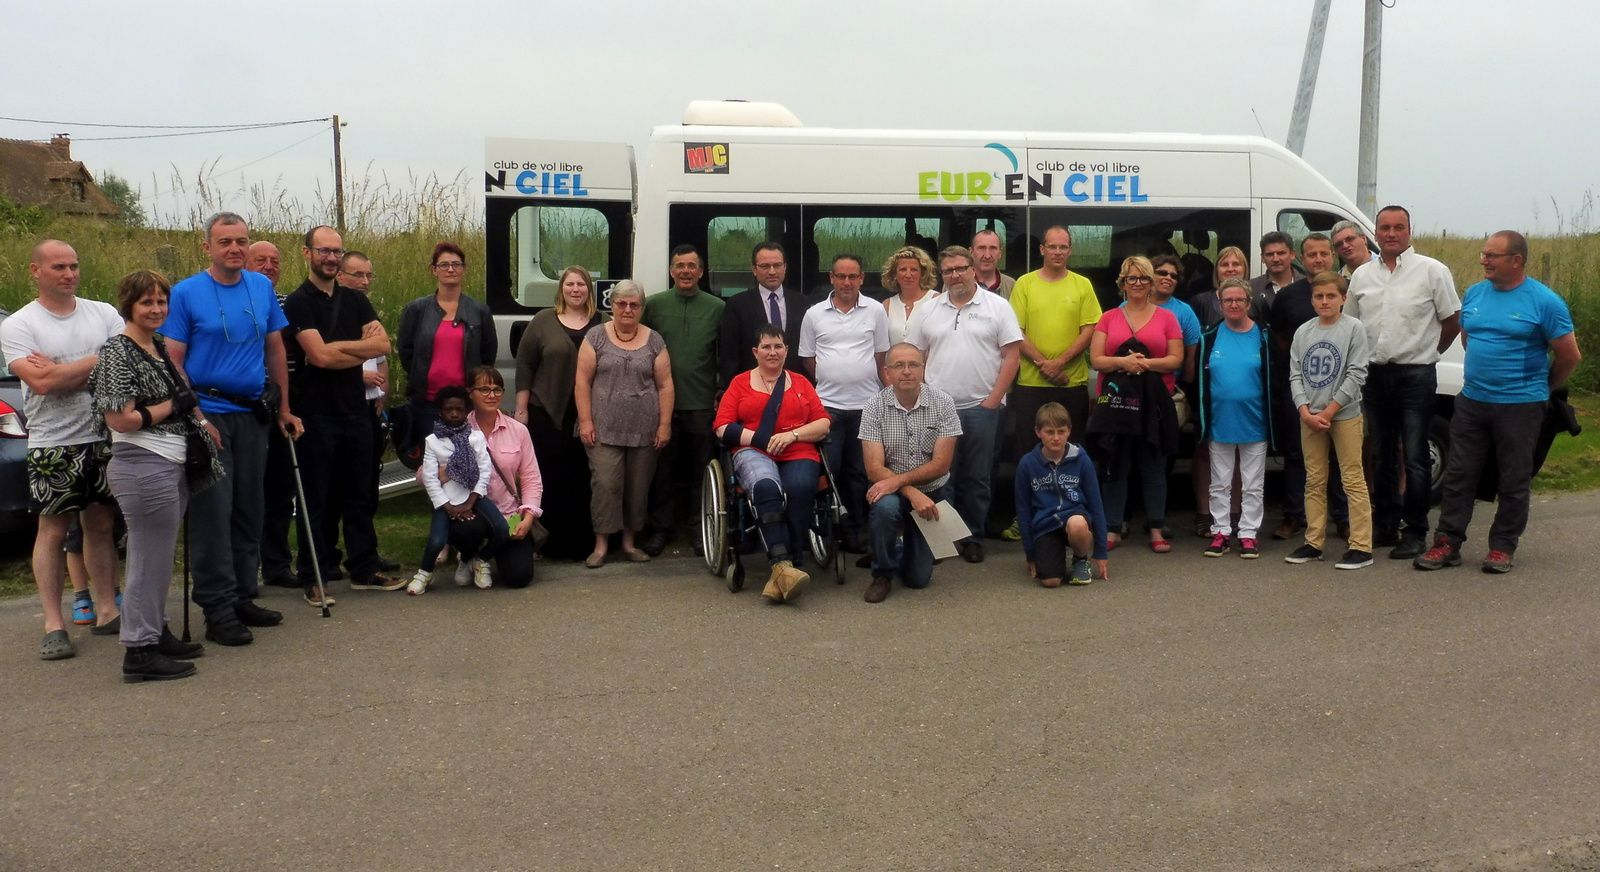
<box><xmin>285</xmin><ymin>436</ymin><xmax>333</xmax><ymax>619</ymax></box>
<box><xmin>181</xmin><ymin>511</ymin><xmax>191</xmax><ymax>643</ymax></box>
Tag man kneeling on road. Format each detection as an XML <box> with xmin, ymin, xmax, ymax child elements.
<box><xmin>859</xmin><ymin>343</ymin><xmax>962</xmax><ymax>603</ymax></box>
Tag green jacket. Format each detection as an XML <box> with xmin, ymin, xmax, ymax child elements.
<box><xmin>643</xmin><ymin>289</ymin><xmax>724</xmax><ymax>411</ymax></box>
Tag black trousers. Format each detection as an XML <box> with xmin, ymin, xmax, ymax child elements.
<box><xmin>295</xmin><ymin>413</ymin><xmax>379</xmax><ymax>584</ymax></box>
<box><xmin>646</xmin><ymin>409</ymin><xmax>715</xmax><ymax>534</ymax></box>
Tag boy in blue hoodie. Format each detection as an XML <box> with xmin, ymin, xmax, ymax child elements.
<box><xmin>1014</xmin><ymin>402</ymin><xmax>1110</xmax><ymax>587</ymax></box>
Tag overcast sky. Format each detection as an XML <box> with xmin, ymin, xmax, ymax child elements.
<box><xmin>5</xmin><ymin>0</ymin><xmax>1595</xmax><ymax>236</ymax></box>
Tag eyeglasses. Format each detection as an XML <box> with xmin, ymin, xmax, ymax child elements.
<box><xmin>1480</xmin><ymin>251</ymin><xmax>1516</xmax><ymax>260</ymax></box>
<box><xmin>886</xmin><ymin>361</ymin><xmax>924</xmax><ymax>371</ymax></box>
<box><xmin>1220</xmin><ymin>297</ymin><xmax>1250</xmax><ymax>306</ymax></box>
<box><xmin>754</xmin><ymin>263</ymin><xmax>785</xmax><ymax>271</ymax></box>
<box><xmin>341</xmin><ymin>270</ymin><xmax>375</xmax><ymax>281</ymax></box>
<box><xmin>940</xmin><ymin>265</ymin><xmax>973</xmax><ymax>276</ymax></box>
<box><xmin>472</xmin><ymin>386</ymin><xmax>505</xmax><ymax>396</ymax></box>
<box><xmin>211</xmin><ymin>278</ymin><xmax>263</xmax><ymax>345</ymax></box>
<box><xmin>433</xmin><ymin>261</ymin><xmax>466</xmax><ymax>271</ymax></box>
<box><xmin>1154</xmin><ymin>270</ymin><xmax>1180</xmax><ymax>279</ymax></box>
<box><xmin>612</xmin><ymin>300</ymin><xmax>642</xmax><ymax>310</ymax></box>
<box><xmin>311</xmin><ymin>246</ymin><xmax>345</xmax><ymax>258</ymax></box>
<box><xmin>1120</xmin><ymin>275</ymin><xmax>1153</xmax><ymax>285</ymax></box>
<box><xmin>831</xmin><ymin>273</ymin><xmax>863</xmax><ymax>281</ymax></box>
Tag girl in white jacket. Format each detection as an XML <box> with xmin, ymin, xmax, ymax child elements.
<box><xmin>409</xmin><ymin>386</ymin><xmax>507</xmax><ymax>594</ymax></box>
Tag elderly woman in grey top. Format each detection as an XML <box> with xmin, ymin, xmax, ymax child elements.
<box><xmin>573</xmin><ymin>280</ymin><xmax>674</xmax><ymax>567</ymax></box>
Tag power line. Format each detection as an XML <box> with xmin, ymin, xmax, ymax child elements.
<box><xmin>215</xmin><ymin>125</ymin><xmax>333</xmax><ymax>177</ymax></box>
<box><xmin>47</xmin><ymin>122</ymin><xmax>325</xmax><ymax>142</ymax></box>
<box><xmin>0</xmin><ymin>114</ymin><xmax>329</xmax><ymax>130</ymax></box>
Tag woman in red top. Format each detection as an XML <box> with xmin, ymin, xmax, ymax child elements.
<box><xmin>713</xmin><ymin>326</ymin><xmax>831</xmax><ymax>602</ymax></box>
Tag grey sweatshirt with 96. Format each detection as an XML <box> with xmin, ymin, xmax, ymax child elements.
<box><xmin>1288</xmin><ymin>313</ymin><xmax>1369</xmax><ymax>421</ymax></box>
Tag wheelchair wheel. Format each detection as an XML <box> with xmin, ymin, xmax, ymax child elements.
<box><xmin>700</xmin><ymin>457</ymin><xmax>729</xmax><ymax>577</ymax></box>
<box><xmin>808</xmin><ymin>491</ymin><xmax>837</xmax><ymax>578</ymax></box>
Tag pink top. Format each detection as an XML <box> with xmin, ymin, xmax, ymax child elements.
<box><xmin>1094</xmin><ymin>306</ymin><xmax>1183</xmax><ymax>393</ymax></box>
<box><xmin>473</xmin><ymin>410</ymin><xmax>543</xmax><ymax>518</ymax></box>
<box><xmin>424</xmin><ymin>320</ymin><xmax>467</xmax><ymax>401</ymax></box>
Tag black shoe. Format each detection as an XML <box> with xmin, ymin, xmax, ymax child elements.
<box><xmin>90</xmin><ymin>615</ymin><xmax>121</xmax><ymax>636</ymax></box>
<box><xmin>961</xmin><ymin>540</ymin><xmax>985</xmax><ymax>563</ymax></box>
<box><xmin>691</xmin><ymin>540</ymin><xmax>704</xmax><ymax>557</ymax></box>
<box><xmin>1373</xmin><ymin>528</ymin><xmax>1400</xmax><ymax>548</ymax></box>
<box><xmin>1389</xmin><ymin>536</ymin><xmax>1425</xmax><ymax>560</ymax></box>
<box><xmin>640</xmin><ymin>530</ymin><xmax>669</xmax><ymax>558</ymax></box>
<box><xmin>235</xmin><ymin>600</ymin><xmax>283</xmax><ymax>627</ymax></box>
<box><xmin>157</xmin><ymin>624</ymin><xmax>205</xmax><ymax>659</ymax></box>
<box><xmin>864</xmin><ymin>575</ymin><xmax>892</xmax><ymax>604</ymax></box>
<box><xmin>262</xmin><ymin>571</ymin><xmax>300</xmax><ymax>589</ymax></box>
<box><xmin>326</xmin><ymin>567</ymin><xmax>345</xmax><ymax>582</ymax></box>
<box><xmin>204</xmin><ymin>617</ymin><xmax>254</xmax><ymax>647</ymax></box>
<box><xmin>376</xmin><ymin>556</ymin><xmax>401</xmax><ymax>573</ymax></box>
<box><xmin>123</xmin><ymin>644</ymin><xmax>197</xmax><ymax>682</ymax></box>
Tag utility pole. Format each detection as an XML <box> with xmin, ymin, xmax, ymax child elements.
<box><xmin>332</xmin><ymin>114</ymin><xmax>346</xmax><ymax>232</ymax></box>
<box><xmin>1356</xmin><ymin>0</ymin><xmax>1383</xmax><ymax>219</ymax></box>
<box><xmin>1286</xmin><ymin>0</ymin><xmax>1332</xmax><ymax>156</ymax></box>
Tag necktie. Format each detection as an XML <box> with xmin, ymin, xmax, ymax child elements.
<box><xmin>766</xmin><ymin>291</ymin><xmax>783</xmax><ymax>330</ymax></box>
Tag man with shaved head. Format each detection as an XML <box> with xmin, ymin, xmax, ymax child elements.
<box><xmin>1</xmin><ymin>240</ymin><xmax>126</xmax><ymax>659</ymax></box>
<box><xmin>247</xmin><ymin>241</ymin><xmax>281</xmax><ymax>287</ymax></box>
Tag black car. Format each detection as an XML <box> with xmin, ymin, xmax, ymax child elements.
<box><xmin>0</xmin><ymin>372</ymin><xmax>29</xmax><ymax>533</ymax></box>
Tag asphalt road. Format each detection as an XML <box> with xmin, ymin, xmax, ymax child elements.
<box><xmin>4</xmin><ymin>494</ymin><xmax>1600</xmax><ymax>872</ymax></box>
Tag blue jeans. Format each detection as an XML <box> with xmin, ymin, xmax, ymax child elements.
<box><xmin>869</xmin><ymin>484</ymin><xmax>951</xmax><ymax>588</ymax></box>
<box><xmin>953</xmin><ymin>405</ymin><xmax>1001</xmax><ymax>543</ymax></box>
<box><xmin>731</xmin><ymin>450</ymin><xmax>820</xmax><ymax>566</ymax></box>
<box><xmin>188</xmin><ymin>411</ymin><xmax>267</xmax><ymax>621</ymax></box>
<box><xmin>822</xmin><ymin>407</ymin><xmax>867</xmax><ymax>537</ymax></box>
<box><xmin>420</xmin><ymin>499</ymin><xmax>508</xmax><ymax>571</ymax></box>
<box><xmin>1363</xmin><ymin>364</ymin><xmax>1435</xmax><ymax>539</ymax></box>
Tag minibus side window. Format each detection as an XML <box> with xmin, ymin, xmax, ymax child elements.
<box><xmin>810</xmin><ymin>216</ymin><xmax>944</xmax><ymax>297</ymax></box>
<box><xmin>509</xmin><ymin>204</ymin><xmax>612</xmax><ymax>308</ymax></box>
<box><xmin>1277</xmin><ymin>208</ymin><xmax>1344</xmax><ymax>254</ymax></box>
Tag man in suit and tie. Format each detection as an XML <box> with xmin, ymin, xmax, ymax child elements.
<box><xmin>718</xmin><ymin>242</ymin><xmax>809</xmax><ymax>385</ymax></box>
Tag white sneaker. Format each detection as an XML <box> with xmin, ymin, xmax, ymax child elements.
<box><xmin>472</xmin><ymin>558</ymin><xmax>493</xmax><ymax>590</ymax></box>
<box><xmin>406</xmin><ymin>569</ymin><xmax>430</xmax><ymax>596</ymax></box>
<box><xmin>453</xmin><ymin>559</ymin><xmax>472</xmax><ymax>587</ymax></box>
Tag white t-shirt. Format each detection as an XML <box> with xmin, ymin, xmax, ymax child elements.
<box><xmin>906</xmin><ymin>288</ymin><xmax>1024</xmax><ymax>409</ymax></box>
<box><xmin>798</xmin><ymin>295</ymin><xmax>891</xmax><ymax>410</ymax></box>
<box><xmin>0</xmin><ymin>298</ymin><xmax>125</xmax><ymax>447</ymax></box>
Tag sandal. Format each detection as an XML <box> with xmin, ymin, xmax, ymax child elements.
<box><xmin>1150</xmin><ymin>534</ymin><xmax>1172</xmax><ymax>554</ymax></box>
<box><xmin>1106</xmin><ymin>533</ymin><xmax>1121</xmax><ymax>551</ymax></box>
<box><xmin>39</xmin><ymin>629</ymin><xmax>75</xmax><ymax>661</ymax></box>
<box><xmin>584</xmin><ymin>552</ymin><xmax>606</xmax><ymax>569</ymax></box>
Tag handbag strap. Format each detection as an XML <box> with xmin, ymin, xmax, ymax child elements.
<box><xmin>482</xmin><ymin>420</ymin><xmax>521</xmax><ymax>504</ymax></box>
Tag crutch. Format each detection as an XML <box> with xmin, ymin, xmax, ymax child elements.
<box><xmin>181</xmin><ymin>512</ymin><xmax>192</xmax><ymax>642</ymax></box>
<box><xmin>285</xmin><ymin>436</ymin><xmax>332</xmax><ymax>619</ymax></box>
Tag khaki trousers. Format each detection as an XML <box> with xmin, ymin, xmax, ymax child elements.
<box><xmin>586</xmin><ymin>443</ymin><xmax>658</xmax><ymax>535</ymax></box>
<box><xmin>1302</xmin><ymin>415</ymin><xmax>1372</xmax><ymax>551</ymax></box>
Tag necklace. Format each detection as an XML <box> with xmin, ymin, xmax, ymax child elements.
<box><xmin>613</xmin><ymin>322</ymin><xmax>639</xmax><ymax>342</ymax></box>
<box><xmin>758</xmin><ymin>370</ymin><xmax>782</xmax><ymax>393</ymax></box>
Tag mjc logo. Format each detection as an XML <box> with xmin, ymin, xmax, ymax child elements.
<box><xmin>684</xmin><ymin>142</ymin><xmax>729</xmax><ymax>174</ymax></box>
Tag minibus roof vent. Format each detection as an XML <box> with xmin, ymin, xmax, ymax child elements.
<box><xmin>682</xmin><ymin>100</ymin><xmax>803</xmax><ymax>128</ymax></box>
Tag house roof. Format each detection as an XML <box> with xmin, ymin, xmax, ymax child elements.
<box><xmin>0</xmin><ymin>137</ymin><xmax>120</xmax><ymax>217</ymax></box>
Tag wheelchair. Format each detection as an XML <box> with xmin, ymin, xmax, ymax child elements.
<box><xmin>699</xmin><ymin>440</ymin><xmax>849</xmax><ymax>593</ymax></box>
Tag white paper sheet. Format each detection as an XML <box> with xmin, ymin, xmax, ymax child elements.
<box><xmin>911</xmin><ymin>500</ymin><xmax>971</xmax><ymax>560</ymax></box>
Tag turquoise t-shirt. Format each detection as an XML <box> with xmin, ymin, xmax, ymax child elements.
<box><xmin>1459</xmin><ymin>277</ymin><xmax>1573</xmax><ymax>404</ymax></box>
<box><xmin>1207</xmin><ymin>324</ymin><xmax>1267</xmax><ymax>444</ymax></box>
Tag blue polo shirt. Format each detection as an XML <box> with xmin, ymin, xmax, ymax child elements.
<box><xmin>162</xmin><ymin>269</ymin><xmax>289</xmax><ymax>414</ymax></box>
<box><xmin>1459</xmin><ymin>277</ymin><xmax>1573</xmax><ymax>404</ymax></box>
